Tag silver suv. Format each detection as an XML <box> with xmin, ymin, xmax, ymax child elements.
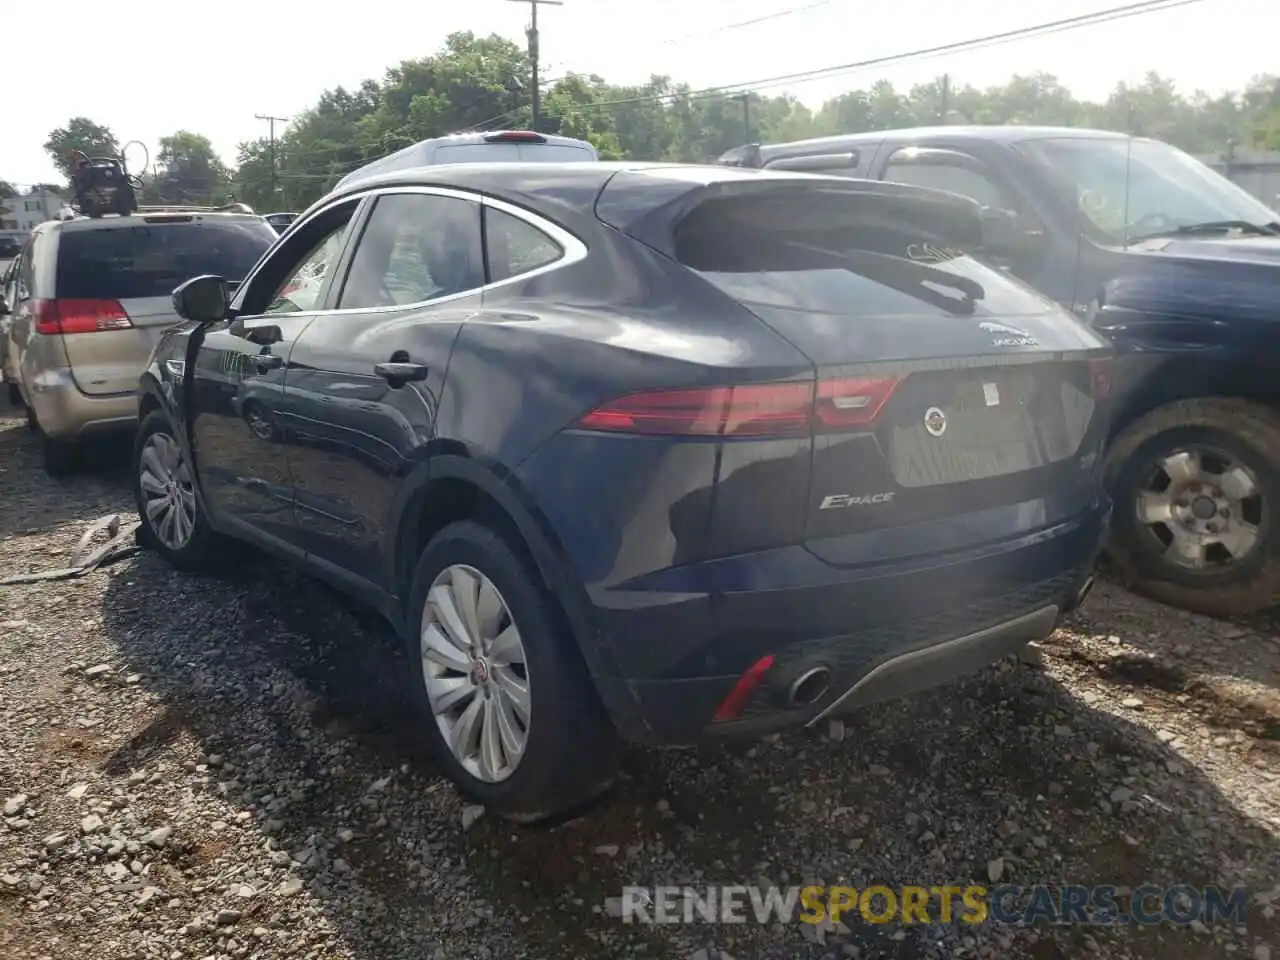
<box><xmin>1</xmin><ymin>210</ymin><xmax>277</xmax><ymax>473</ymax></box>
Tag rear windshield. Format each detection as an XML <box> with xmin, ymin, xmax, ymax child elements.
<box><xmin>56</xmin><ymin>219</ymin><xmax>277</xmax><ymax>300</ymax></box>
<box><xmin>674</xmin><ymin>189</ymin><xmax>1057</xmax><ymax>318</ymax></box>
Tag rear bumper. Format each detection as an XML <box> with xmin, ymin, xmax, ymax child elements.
<box><xmin>25</xmin><ymin>366</ymin><xmax>137</xmax><ymax>439</ymax></box>
<box><xmin>589</xmin><ymin>503</ymin><xmax>1109</xmax><ymax>744</ymax></box>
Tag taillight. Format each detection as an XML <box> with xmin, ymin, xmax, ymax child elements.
<box><xmin>1088</xmin><ymin>357</ymin><xmax>1113</xmax><ymax>399</ymax></box>
<box><xmin>575</xmin><ymin>377</ymin><xmax>900</xmax><ymax>438</ymax></box>
<box><xmin>33</xmin><ymin>299</ymin><xmax>132</xmax><ymax>335</ymax></box>
<box><xmin>483</xmin><ymin>130</ymin><xmax>547</xmax><ymax>143</ymax></box>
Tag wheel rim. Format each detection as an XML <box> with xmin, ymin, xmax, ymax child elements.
<box><xmin>1134</xmin><ymin>444</ymin><xmax>1266</xmax><ymax>571</ymax></box>
<box><xmin>138</xmin><ymin>432</ymin><xmax>198</xmax><ymax>551</ymax></box>
<box><xmin>420</xmin><ymin>564</ymin><xmax>530</xmax><ymax>783</ymax></box>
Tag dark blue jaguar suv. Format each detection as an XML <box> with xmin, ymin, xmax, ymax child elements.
<box><xmin>137</xmin><ymin>162</ymin><xmax>1112</xmax><ymax>820</ymax></box>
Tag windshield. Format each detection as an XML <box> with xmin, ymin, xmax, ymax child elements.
<box><xmin>1016</xmin><ymin>136</ymin><xmax>1279</xmax><ymax>243</ymax></box>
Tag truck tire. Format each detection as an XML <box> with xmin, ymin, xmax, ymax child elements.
<box><xmin>1105</xmin><ymin>397</ymin><xmax>1280</xmax><ymax>617</ymax></box>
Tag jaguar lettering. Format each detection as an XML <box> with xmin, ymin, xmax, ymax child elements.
<box><xmin>819</xmin><ymin>492</ymin><xmax>897</xmax><ymax>510</ymax></box>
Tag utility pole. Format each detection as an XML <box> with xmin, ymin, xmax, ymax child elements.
<box><xmin>508</xmin><ymin>0</ymin><xmax>562</xmax><ymax>132</ymax></box>
<box><xmin>255</xmin><ymin>114</ymin><xmax>289</xmax><ymax>203</ymax></box>
<box><xmin>731</xmin><ymin>93</ymin><xmax>751</xmax><ymax>143</ymax></box>
<box><xmin>939</xmin><ymin>74</ymin><xmax>950</xmax><ymax>123</ymax></box>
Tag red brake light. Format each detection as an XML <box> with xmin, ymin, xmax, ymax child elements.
<box><xmin>483</xmin><ymin>130</ymin><xmax>547</xmax><ymax>143</ymax></box>
<box><xmin>1088</xmin><ymin>357</ymin><xmax>1113</xmax><ymax>399</ymax></box>
<box><xmin>713</xmin><ymin>655</ymin><xmax>775</xmax><ymax>722</ymax></box>
<box><xmin>575</xmin><ymin>377</ymin><xmax>900</xmax><ymax>438</ymax></box>
<box><xmin>34</xmin><ymin>299</ymin><xmax>132</xmax><ymax>335</ymax></box>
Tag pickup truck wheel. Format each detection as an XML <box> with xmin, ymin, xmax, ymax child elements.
<box><xmin>405</xmin><ymin>520</ymin><xmax>618</xmax><ymax>823</ymax></box>
<box><xmin>1105</xmin><ymin>398</ymin><xmax>1280</xmax><ymax>616</ymax></box>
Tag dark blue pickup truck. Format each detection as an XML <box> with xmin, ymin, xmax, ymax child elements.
<box><xmin>718</xmin><ymin>126</ymin><xmax>1280</xmax><ymax>616</ymax></box>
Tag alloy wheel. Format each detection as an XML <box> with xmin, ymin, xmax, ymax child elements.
<box><xmin>420</xmin><ymin>564</ymin><xmax>531</xmax><ymax>782</ymax></box>
<box><xmin>1134</xmin><ymin>445</ymin><xmax>1265</xmax><ymax>571</ymax></box>
<box><xmin>138</xmin><ymin>432</ymin><xmax>198</xmax><ymax>551</ymax></box>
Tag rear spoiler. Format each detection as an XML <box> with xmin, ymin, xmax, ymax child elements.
<box><xmin>596</xmin><ymin>171</ymin><xmax>985</xmax><ymax>259</ymax></box>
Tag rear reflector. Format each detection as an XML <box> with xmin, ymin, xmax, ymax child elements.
<box><xmin>713</xmin><ymin>655</ymin><xmax>775</xmax><ymax>722</ymax></box>
<box><xmin>1088</xmin><ymin>358</ymin><xmax>1113</xmax><ymax>399</ymax></box>
<box><xmin>33</xmin><ymin>298</ymin><xmax>132</xmax><ymax>335</ymax></box>
<box><xmin>483</xmin><ymin>130</ymin><xmax>547</xmax><ymax>143</ymax></box>
<box><xmin>575</xmin><ymin>377</ymin><xmax>900</xmax><ymax>438</ymax></box>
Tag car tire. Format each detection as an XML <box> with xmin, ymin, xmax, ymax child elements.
<box><xmin>405</xmin><ymin>519</ymin><xmax>619</xmax><ymax>822</ymax></box>
<box><xmin>132</xmin><ymin>410</ymin><xmax>218</xmax><ymax>571</ymax></box>
<box><xmin>1105</xmin><ymin>397</ymin><xmax>1280</xmax><ymax>617</ymax></box>
<box><xmin>26</xmin><ymin>407</ymin><xmax>80</xmax><ymax>477</ymax></box>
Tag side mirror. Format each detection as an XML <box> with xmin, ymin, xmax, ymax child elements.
<box><xmin>172</xmin><ymin>274</ymin><xmax>230</xmax><ymax>325</ymax></box>
<box><xmin>0</xmin><ymin>297</ymin><xmax>9</xmax><ymax>317</ymax></box>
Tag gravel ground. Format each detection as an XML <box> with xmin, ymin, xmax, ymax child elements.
<box><xmin>1</xmin><ymin>398</ymin><xmax>1278</xmax><ymax>960</ymax></box>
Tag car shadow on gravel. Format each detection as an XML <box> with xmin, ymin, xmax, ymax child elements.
<box><xmin>99</xmin><ymin>547</ymin><xmax>1280</xmax><ymax>960</ymax></box>
<box><xmin>0</xmin><ymin>408</ymin><xmax>132</xmax><ymax>541</ymax></box>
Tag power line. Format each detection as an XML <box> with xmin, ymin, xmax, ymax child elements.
<box><xmin>466</xmin><ymin>0</ymin><xmax>837</xmax><ymax>132</ymax></box>
<box><xmin>539</xmin><ymin>0</ymin><xmax>1209</xmax><ymax>120</ymax></box>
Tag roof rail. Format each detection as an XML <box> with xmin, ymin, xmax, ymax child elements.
<box><xmin>135</xmin><ymin>203</ymin><xmax>256</xmax><ymax>214</ymax></box>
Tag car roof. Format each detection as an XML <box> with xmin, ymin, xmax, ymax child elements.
<box><xmin>746</xmin><ymin>125</ymin><xmax>1134</xmax><ymax>162</ymax></box>
<box><xmin>317</xmin><ymin>160</ymin><xmax>892</xmax><ymax>222</ymax></box>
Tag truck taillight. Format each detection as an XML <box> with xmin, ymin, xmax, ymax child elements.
<box><xmin>1088</xmin><ymin>358</ymin><xmax>1113</xmax><ymax>399</ymax></box>
<box><xmin>33</xmin><ymin>299</ymin><xmax>132</xmax><ymax>335</ymax></box>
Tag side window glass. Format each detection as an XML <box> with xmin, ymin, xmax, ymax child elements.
<box><xmin>484</xmin><ymin>207</ymin><xmax>564</xmax><ymax>283</ymax></box>
<box><xmin>338</xmin><ymin>194</ymin><xmax>484</xmax><ymax>310</ymax></box>
<box><xmin>264</xmin><ymin>223</ymin><xmax>350</xmax><ymax>315</ymax></box>
<box><xmin>17</xmin><ymin>238</ymin><xmax>35</xmax><ymax>299</ymax></box>
<box><xmin>883</xmin><ymin>157</ymin><xmax>1014</xmax><ymax>212</ymax></box>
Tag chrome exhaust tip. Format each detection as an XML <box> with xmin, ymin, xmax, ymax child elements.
<box><xmin>788</xmin><ymin>666</ymin><xmax>832</xmax><ymax>707</ymax></box>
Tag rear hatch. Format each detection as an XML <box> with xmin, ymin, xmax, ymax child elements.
<box><xmin>651</xmin><ymin>174</ymin><xmax>1113</xmax><ymax>560</ymax></box>
<box><xmin>52</xmin><ymin>215</ymin><xmax>276</xmax><ymax>395</ymax></box>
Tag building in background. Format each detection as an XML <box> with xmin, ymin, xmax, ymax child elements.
<box><xmin>0</xmin><ymin>187</ymin><xmax>66</xmax><ymax>247</ymax></box>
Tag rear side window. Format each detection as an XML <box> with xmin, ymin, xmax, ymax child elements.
<box><xmin>55</xmin><ymin>219</ymin><xmax>277</xmax><ymax>300</ymax></box>
<box><xmin>484</xmin><ymin>208</ymin><xmax>563</xmax><ymax>282</ymax></box>
<box><xmin>673</xmin><ymin>189</ymin><xmax>1056</xmax><ymax>318</ymax></box>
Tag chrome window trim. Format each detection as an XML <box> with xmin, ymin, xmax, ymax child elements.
<box><xmin>323</xmin><ymin>184</ymin><xmax>588</xmax><ymax>316</ymax></box>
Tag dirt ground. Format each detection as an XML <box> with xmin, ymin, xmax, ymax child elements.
<box><xmin>1</xmin><ymin>399</ymin><xmax>1277</xmax><ymax>960</ymax></box>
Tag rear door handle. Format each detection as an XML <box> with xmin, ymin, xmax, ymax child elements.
<box><xmin>251</xmin><ymin>354</ymin><xmax>283</xmax><ymax>372</ymax></box>
<box><xmin>374</xmin><ymin>361</ymin><xmax>428</xmax><ymax>383</ymax></box>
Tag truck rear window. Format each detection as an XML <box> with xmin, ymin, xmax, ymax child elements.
<box><xmin>674</xmin><ymin>189</ymin><xmax>1056</xmax><ymax>318</ymax></box>
<box><xmin>56</xmin><ymin>220</ymin><xmax>277</xmax><ymax>300</ymax></box>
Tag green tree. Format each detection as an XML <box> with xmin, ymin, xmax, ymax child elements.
<box><xmin>151</xmin><ymin>131</ymin><xmax>231</xmax><ymax>204</ymax></box>
<box><xmin>43</xmin><ymin>118</ymin><xmax>120</xmax><ymax>180</ymax></box>
<box><xmin>0</xmin><ymin>181</ymin><xmax>15</xmax><ymax>199</ymax></box>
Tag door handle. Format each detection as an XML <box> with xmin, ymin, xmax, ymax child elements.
<box><xmin>251</xmin><ymin>354</ymin><xmax>283</xmax><ymax>372</ymax></box>
<box><xmin>374</xmin><ymin>361</ymin><xmax>428</xmax><ymax>384</ymax></box>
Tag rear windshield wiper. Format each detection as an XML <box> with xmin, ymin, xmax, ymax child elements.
<box><xmin>788</xmin><ymin>241</ymin><xmax>986</xmax><ymax>316</ymax></box>
<box><xmin>1128</xmin><ymin>220</ymin><xmax>1280</xmax><ymax>243</ymax></box>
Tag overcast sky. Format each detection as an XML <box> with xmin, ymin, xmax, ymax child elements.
<box><xmin>3</xmin><ymin>0</ymin><xmax>1276</xmax><ymax>186</ymax></box>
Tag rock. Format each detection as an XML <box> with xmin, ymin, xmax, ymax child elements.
<box><xmin>85</xmin><ymin>664</ymin><xmax>112</xmax><ymax>677</ymax></box>
<box><xmin>235</xmin><ymin>884</ymin><xmax>257</xmax><ymax>898</ymax></box>
<box><xmin>144</xmin><ymin>826</ymin><xmax>173</xmax><ymax>848</ymax></box>
<box><xmin>987</xmin><ymin>858</ymin><xmax>1004</xmax><ymax>882</ymax></box>
<box><xmin>103</xmin><ymin>862</ymin><xmax>131</xmax><ymax>882</ymax></box>
<box><xmin>594</xmin><ymin>845</ymin><xmax>620</xmax><ymax>857</ymax></box>
<box><xmin>460</xmin><ymin>805</ymin><xmax>485</xmax><ymax>831</ymax></box>
<box><xmin>1121</xmin><ymin>697</ymin><xmax>1144</xmax><ymax>709</ymax></box>
<box><xmin>215</xmin><ymin>908</ymin><xmax>241</xmax><ymax>926</ymax></box>
<box><xmin>277</xmin><ymin>877</ymin><xmax>304</xmax><ymax>897</ymax></box>
<box><xmin>828</xmin><ymin>719</ymin><xmax>846</xmax><ymax>742</ymax></box>
<box><xmin>1189</xmin><ymin>918</ymin><xmax>1209</xmax><ymax>935</ymax></box>
<box><xmin>336</xmin><ymin>828</ymin><xmax>354</xmax><ymax>843</ymax></box>
<box><xmin>1253</xmin><ymin>946</ymin><xmax>1271</xmax><ymax>960</ymax></box>
<box><xmin>1155</xmin><ymin>730</ymin><xmax>1176</xmax><ymax>744</ymax></box>
<box><xmin>42</xmin><ymin>833</ymin><xmax>67</xmax><ymax>849</ymax></box>
<box><xmin>80</xmin><ymin>814</ymin><xmax>104</xmax><ymax>835</ymax></box>
<box><xmin>66</xmin><ymin>783</ymin><xmax>89</xmax><ymax>800</ymax></box>
<box><xmin>1109</xmin><ymin>787</ymin><xmax>1134</xmax><ymax>803</ymax></box>
<box><xmin>136</xmin><ymin>886</ymin><xmax>162</xmax><ymax>906</ymax></box>
<box><xmin>3</xmin><ymin>795</ymin><xmax>27</xmax><ymax>816</ymax></box>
